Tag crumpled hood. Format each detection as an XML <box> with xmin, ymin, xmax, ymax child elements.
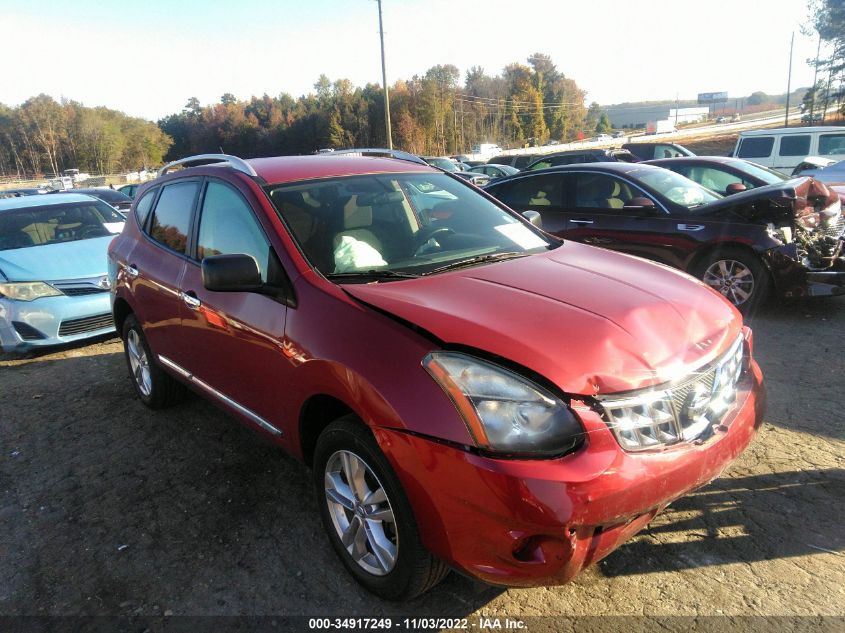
<box><xmin>0</xmin><ymin>236</ymin><xmax>114</xmax><ymax>282</ymax></box>
<box><xmin>344</xmin><ymin>242</ymin><xmax>742</xmax><ymax>396</ymax></box>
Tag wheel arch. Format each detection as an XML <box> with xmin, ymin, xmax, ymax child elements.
<box><xmin>112</xmin><ymin>296</ymin><xmax>134</xmax><ymax>335</ymax></box>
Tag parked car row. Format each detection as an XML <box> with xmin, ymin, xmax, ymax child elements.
<box><xmin>3</xmin><ymin>144</ymin><xmax>842</xmax><ymax>604</ymax></box>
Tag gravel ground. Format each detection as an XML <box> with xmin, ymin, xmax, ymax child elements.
<box><xmin>1</xmin><ymin>297</ymin><xmax>843</xmax><ymax>631</ymax></box>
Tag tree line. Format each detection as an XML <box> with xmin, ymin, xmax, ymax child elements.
<box><xmin>0</xmin><ymin>95</ymin><xmax>173</xmax><ymax>179</ymax></box>
<box><xmin>159</xmin><ymin>53</ymin><xmax>601</xmax><ymax>160</ymax></box>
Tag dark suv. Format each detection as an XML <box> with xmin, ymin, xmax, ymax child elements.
<box><xmin>526</xmin><ymin>148</ymin><xmax>638</xmax><ymax>170</ymax></box>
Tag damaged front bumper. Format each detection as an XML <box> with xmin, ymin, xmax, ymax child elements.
<box><xmin>766</xmin><ymin>231</ymin><xmax>845</xmax><ymax>299</ymax></box>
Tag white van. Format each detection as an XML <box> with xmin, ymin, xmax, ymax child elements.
<box><xmin>730</xmin><ymin>126</ymin><xmax>845</xmax><ymax>174</ymax></box>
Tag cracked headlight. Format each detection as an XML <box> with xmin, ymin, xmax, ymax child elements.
<box><xmin>424</xmin><ymin>352</ymin><xmax>584</xmax><ymax>456</ymax></box>
<box><xmin>0</xmin><ymin>282</ymin><xmax>62</xmax><ymax>301</ymax></box>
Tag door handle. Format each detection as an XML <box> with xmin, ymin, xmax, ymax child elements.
<box><xmin>123</xmin><ymin>263</ymin><xmax>139</xmax><ymax>278</ymax></box>
<box><xmin>181</xmin><ymin>291</ymin><xmax>201</xmax><ymax>310</ymax></box>
<box><xmin>570</xmin><ymin>218</ymin><xmax>594</xmax><ymax>225</ymax></box>
<box><xmin>677</xmin><ymin>223</ymin><xmax>705</xmax><ymax>232</ymax></box>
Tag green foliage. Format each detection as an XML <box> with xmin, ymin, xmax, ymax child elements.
<box><xmin>595</xmin><ymin>112</ymin><xmax>612</xmax><ymax>134</ymax></box>
<box><xmin>0</xmin><ymin>95</ymin><xmax>172</xmax><ymax>177</ymax></box>
<box><xmin>2</xmin><ymin>54</ymin><xmax>595</xmax><ymax>174</ymax></box>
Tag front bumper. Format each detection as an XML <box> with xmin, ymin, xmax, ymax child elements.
<box><xmin>377</xmin><ymin>360</ymin><xmax>765</xmax><ymax>588</ymax></box>
<box><xmin>0</xmin><ymin>292</ymin><xmax>114</xmax><ymax>352</ymax></box>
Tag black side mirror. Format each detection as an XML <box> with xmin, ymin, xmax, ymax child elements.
<box><xmin>202</xmin><ymin>254</ymin><xmax>263</xmax><ymax>292</ymax></box>
<box><xmin>623</xmin><ymin>197</ymin><xmax>657</xmax><ymax>214</ymax></box>
<box><xmin>725</xmin><ymin>183</ymin><xmax>747</xmax><ymax>195</ymax></box>
<box><xmin>522</xmin><ymin>210</ymin><xmax>543</xmax><ymax>228</ymax></box>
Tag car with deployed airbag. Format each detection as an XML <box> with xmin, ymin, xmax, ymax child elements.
<box><xmin>108</xmin><ymin>153</ymin><xmax>765</xmax><ymax>600</ymax></box>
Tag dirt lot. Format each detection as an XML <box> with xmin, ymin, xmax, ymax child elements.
<box><xmin>1</xmin><ymin>297</ymin><xmax>844</xmax><ymax>630</ymax></box>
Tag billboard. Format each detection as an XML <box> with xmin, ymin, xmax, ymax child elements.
<box><xmin>698</xmin><ymin>92</ymin><xmax>728</xmax><ymax>104</ymax></box>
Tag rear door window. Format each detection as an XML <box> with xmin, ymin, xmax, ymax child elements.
<box><xmin>147</xmin><ymin>181</ymin><xmax>199</xmax><ymax>254</ymax></box>
<box><xmin>778</xmin><ymin>135</ymin><xmax>811</xmax><ymax>156</ymax></box>
<box><xmin>737</xmin><ymin>137</ymin><xmax>775</xmax><ymax>159</ymax></box>
<box><xmin>491</xmin><ymin>174</ymin><xmax>564</xmax><ymax>209</ymax></box>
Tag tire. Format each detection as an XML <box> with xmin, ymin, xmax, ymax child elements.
<box><xmin>313</xmin><ymin>416</ymin><xmax>449</xmax><ymax>600</ymax></box>
<box><xmin>122</xmin><ymin>314</ymin><xmax>184</xmax><ymax>409</ymax></box>
<box><xmin>693</xmin><ymin>247</ymin><xmax>770</xmax><ymax>314</ymax></box>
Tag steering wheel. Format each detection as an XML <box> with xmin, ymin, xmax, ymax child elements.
<box><xmin>413</xmin><ymin>226</ymin><xmax>455</xmax><ymax>256</ymax></box>
<box><xmin>77</xmin><ymin>226</ymin><xmax>106</xmax><ymax>239</ymax></box>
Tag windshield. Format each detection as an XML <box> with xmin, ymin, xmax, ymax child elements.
<box><xmin>425</xmin><ymin>158</ymin><xmax>460</xmax><ymax>172</ymax></box>
<box><xmin>265</xmin><ymin>173</ymin><xmax>554</xmax><ymax>281</ymax></box>
<box><xmin>729</xmin><ymin>160</ymin><xmax>787</xmax><ymax>185</ymax></box>
<box><xmin>0</xmin><ymin>201</ymin><xmax>125</xmax><ymax>251</ymax></box>
<box><xmin>629</xmin><ymin>167</ymin><xmax>722</xmax><ymax>208</ymax></box>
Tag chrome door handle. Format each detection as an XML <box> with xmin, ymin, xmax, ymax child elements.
<box><xmin>678</xmin><ymin>224</ymin><xmax>705</xmax><ymax>232</ymax></box>
<box><xmin>181</xmin><ymin>292</ymin><xmax>201</xmax><ymax>309</ymax></box>
<box><xmin>123</xmin><ymin>264</ymin><xmax>139</xmax><ymax>278</ymax></box>
<box><xmin>570</xmin><ymin>218</ymin><xmax>594</xmax><ymax>225</ymax></box>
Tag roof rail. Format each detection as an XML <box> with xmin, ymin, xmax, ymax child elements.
<box><xmin>158</xmin><ymin>154</ymin><xmax>258</xmax><ymax>178</ymax></box>
<box><xmin>329</xmin><ymin>148</ymin><xmax>428</xmax><ymax>166</ymax></box>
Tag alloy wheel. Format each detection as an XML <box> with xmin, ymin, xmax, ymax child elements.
<box><xmin>126</xmin><ymin>329</ymin><xmax>152</xmax><ymax>397</ymax></box>
<box><xmin>703</xmin><ymin>259</ymin><xmax>755</xmax><ymax>306</ymax></box>
<box><xmin>324</xmin><ymin>450</ymin><xmax>398</xmax><ymax>576</ymax></box>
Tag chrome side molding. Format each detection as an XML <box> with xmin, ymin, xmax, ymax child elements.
<box><xmin>158</xmin><ymin>355</ymin><xmax>283</xmax><ymax>436</ymax></box>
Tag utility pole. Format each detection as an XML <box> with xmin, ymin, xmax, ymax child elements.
<box><xmin>377</xmin><ymin>0</ymin><xmax>392</xmax><ymax>149</ymax></box>
<box><xmin>810</xmin><ymin>33</ymin><xmax>822</xmax><ymax>119</ymax></box>
<box><xmin>785</xmin><ymin>32</ymin><xmax>794</xmax><ymax>128</ymax></box>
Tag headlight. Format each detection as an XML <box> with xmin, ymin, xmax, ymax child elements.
<box><xmin>423</xmin><ymin>352</ymin><xmax>584</xmax><ymax>456</ymax></box>
<box><xmin>0</xmin><ymin>282</ymin><xmax>62</xmax><ymax>301</ymax></box>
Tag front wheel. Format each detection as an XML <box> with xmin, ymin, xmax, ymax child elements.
<box><xmin>693</xmin><ymin>248</ymin><xmax>769</xmax><ymax>313</ymax></box>
<box><xmin>313</xmin><ymin>416</ymin><xmax>448</xmax><ymax>600</ymax></box>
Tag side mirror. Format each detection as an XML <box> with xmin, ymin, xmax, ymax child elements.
<box><xmin>522</xmin><ymin>210</ymin><xmax>543</xmax><ymax>228</ymax></box>
<box><xmin>725</xmin><ymin>183</ymin><xmax>747</xmax><ymax>195</ymax></box>
<box><xmin>623</xmin><ymin>197</ymin><xmax>657</xmax><ymax>214</ymax></box>
<box><xmin>202</xmin><ymin>254</ymin><xmax>263</xmax><ymax>292</ymax></box>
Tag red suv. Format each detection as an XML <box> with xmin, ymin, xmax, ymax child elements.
<box><xmin>108</xmin><ymin>154</ymin><xmax>765</xmax><ymax>600</ymax></box>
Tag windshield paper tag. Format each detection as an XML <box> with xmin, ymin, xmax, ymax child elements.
<box><xmin>494</xmin><ymin>223</ymin><xmax>546</xmax><ymax>250</ymax></box>
<box><xmin>104</xmin><ymin>222</ymin><xmax>125</xmax><ymax>234</ymax></box>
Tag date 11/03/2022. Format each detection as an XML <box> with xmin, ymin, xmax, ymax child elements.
<box><xmin>308</xmin><ymin>617</ymin><xmax>528</xmax><ymax>630</ymax></box>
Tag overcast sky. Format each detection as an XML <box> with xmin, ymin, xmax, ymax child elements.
<box><xmin>0</xmin><ymin>0</ymin><xmax>825</xmax><ymax>122</ymax></box>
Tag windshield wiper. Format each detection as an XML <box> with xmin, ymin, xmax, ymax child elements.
<box><xmin>422</xmin><ymin>252</ymin><xmax>529</xmax><ymax>276</ymax></box>
<box><xmin>326</xmin><ymin>270</ymin><xmax>420</xmax><ymax>282</ymax></box>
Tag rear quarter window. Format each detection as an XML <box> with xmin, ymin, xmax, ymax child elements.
<box><xmin>737</xmin><ymin>137</ymin><xmax>774</xmax><ymax>159</ymax></box>
<box><xmin>819</xmin><ymin>134</ymin><xmax>845</xmax><ymax>156</ymax></box>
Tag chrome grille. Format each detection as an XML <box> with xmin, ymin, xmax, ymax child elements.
<box><xmin>599</xmin><ymin>335</ymin><xmax>745</xmax><ymax>452</ymax></box>
<box><xmin>58</xmin><ymin>313</ymin><xmax>114</xmax><ymax>336</ymax></box>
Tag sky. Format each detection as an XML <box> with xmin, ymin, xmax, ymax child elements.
<box><xmin>0</xmin><ymin>0</ymin><xmax>826</xmax><ymax>122</ymax></box>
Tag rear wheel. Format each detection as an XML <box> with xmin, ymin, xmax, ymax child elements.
<box><xmin>122</xmin><ymin>314</ymin><xmax>184</xmax><ymax>408</ymax></box>
<box><xmin>313</xmin><ymin>416</ymin><xmax>449</xmax><ymax>600</ymax></box>
<box><xmin>694</xmin><ymin>247</ymin><xmax>769</xmax><ymax>313</ymax></box>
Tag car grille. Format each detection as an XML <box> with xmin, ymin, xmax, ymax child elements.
<box><xmin>58</xmin><ymin>313</ymin><xmax>114</xmax><ymax>337</ymax></box>
<box><xmin>598</xmin><ymin>335</ymin><xmax>745</xmax><ymax>451</ymax></box>
<box><xmin>12</xmin><ymin>321</ymin><xmax>47</xmax><ymax>341</ymax></box>
<box><xmin>56</xmin><ymin>286</ymin><xmax>110</xmax><ymax>297</ymax></box>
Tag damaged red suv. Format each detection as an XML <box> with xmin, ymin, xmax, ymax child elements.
<box><xmin>108</xmin><ymin>154</ymin><xmax>765</xmax><ymax>599</ymax></box>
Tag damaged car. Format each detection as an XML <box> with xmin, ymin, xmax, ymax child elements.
<box><xmin>484</xmin><ymin>163</ymin><xmax>844</xmax><ymax>311</ymax></box>
<box><xmin>109</xmin><ymin>154</ymin><xmax>765</xmax><ymax>600</ymax></box>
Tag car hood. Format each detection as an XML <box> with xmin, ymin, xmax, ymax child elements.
<box><xmin>344</xmin><ymin>242</ymin><xmax>742</xmax><ymax>396</ymax></box>
<box><xmin>0</xmin><ymin>236</ymin><xmax>114</xmax><ymax>282</ymax></box>
<box><xmin>693</xmin><ymin>176</ymin><xmax>838</xmax><ymax>225</ymax></box>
